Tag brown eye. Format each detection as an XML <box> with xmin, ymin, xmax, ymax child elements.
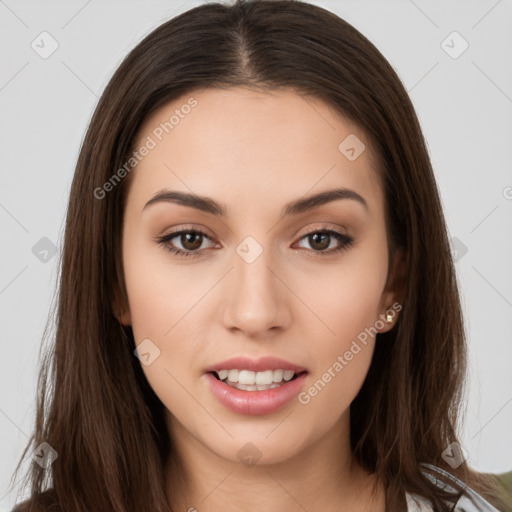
<box><xmin>156</xmin><ymin>229</ymin><xmax>215</xmax><ymax>258</ymax></box>
<box><xmin>179</xmin><ymin>232</ymin><xmax>204</xmax><ymax>251</ymax></box>
<box><xmin>296</xmin><ymin>228</ymin><xmax>353</xmax><ymax>255</ymax></box>
<box><xmin>307</xmin><ymin>232</ymin><xmax>331</xmax><ymax>251</ymax></box>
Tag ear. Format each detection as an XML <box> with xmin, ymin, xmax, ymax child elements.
<box><xmin>377</xmin><ymin>248</ymin><xmax>407</xmax><ymax>333</ymax></box>
<box><xmin>116</xmin><ymin>307</ymin><xmax>132</xmax><ymax>326</ymax></box>
<box><xmin>112</xmin><ymin>288</ymin><xmax>132</xmax><ymax>326</ymax></box>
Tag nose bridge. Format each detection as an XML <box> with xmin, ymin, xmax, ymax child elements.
<box><xmin>221</xmin><ymin>235</ymin><xmax>290</xmax><ymax>334</ymax></box>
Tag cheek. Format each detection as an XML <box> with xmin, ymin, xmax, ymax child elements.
<box><xmin>294</xmin><ymin>238</ymin><xmax>388</xmax><ymax>409</ymax></box>
<box><xmin>298</xmin><ymin>341</ymin><xmax>375</xmax><ymax>423</ymax></box>
<box><xmin>122</xmin><ymin>232</ymin><xmax>202</xmax><ymax>340</ymax></box>
<box><xmin>298</xmin><ymin>239</ymin><xmax>388</xmax><ymax>349</ymax></box>
<box><xmin>296</xmin><ymin>275</ymin><xmax>381</xmax><ymax>415</ymax></box>
<box><xmin>122</xmin><ymin>247</ymin><xmax>207</xmax><ymax>424</ymax></box>
<box><xmin>121</xmin><ymin>233</ymin><xmax>205</xmax><ymax>388</ymax></box>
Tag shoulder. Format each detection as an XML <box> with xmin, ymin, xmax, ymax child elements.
<box><xmin>406</xmin><ymin>492</ymin><xmax>434</xmax><ymax>511</ymax></box>
<box><xmin>405</xmin><ymin>464</ymin><xmax>502</xmax><ymax>512</ymax></box>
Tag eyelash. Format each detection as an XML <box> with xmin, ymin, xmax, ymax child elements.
<box><xmin>155</xmin><ymin>227</ymin><xmax>354</xmax><ymax>259</ymax></box>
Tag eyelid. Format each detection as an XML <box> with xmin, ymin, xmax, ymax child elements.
<box><xmin>298</xmin><ymin>223</ymin><xmax>349</xmax><ymax>237</ymax></box>
<box><xmin>160</xmin><ymin>223</ymin><xmax>214</xmax><ymax>235</ymax></box>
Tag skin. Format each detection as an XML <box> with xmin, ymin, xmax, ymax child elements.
<box><xmin>117</xmin><ymin>86</ymin><xmax>405</xmax><ymax>511</ymax></box>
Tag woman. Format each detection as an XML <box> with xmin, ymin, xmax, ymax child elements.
<box><xmin>10</xmin><ymin>0</ymin><xmax>509</xmax><ymax>510</ymax></box>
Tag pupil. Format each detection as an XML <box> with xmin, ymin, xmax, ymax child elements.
<box><xmin>182</xmin><ymin>233</ymin><xmax>202</xmax><ymax>250</ymax></box>
<box><xmin>311</xmin><ymin>233</ymin><xmax>329</xmax><ymax>251</ymax></box>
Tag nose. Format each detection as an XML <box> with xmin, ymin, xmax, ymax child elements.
<box><xmin>219</xmin><ymin>248</ymin><xmax>292</xmax><ymax>337</ymax></box>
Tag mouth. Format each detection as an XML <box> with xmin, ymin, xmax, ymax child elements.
<box><xmin>204</xmin><ymin>356</ymin><xmax>309</xmax><ymax>414</ymax></box>
<box><xmin>205</xmin><ymin>369</ymin><xmax>309</xmax><ymax>415</ymax></box>
<box><xmin>209</xmin><ymin>369</ymin><xmax>307</xmax><ymax>392</ymax></box>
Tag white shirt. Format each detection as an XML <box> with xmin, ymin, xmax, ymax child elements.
<box><xmin>405</xmin><ymin>464</ymin><xmax>501</xmax><ymax>511</ymax></box>
<box><xmin>406</xmin><ymin>492</ymin><xmax>434</xmax><ymax>511</ymax></box>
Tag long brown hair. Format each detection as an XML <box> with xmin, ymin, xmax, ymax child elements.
<box><xmin>10</xmin><ymin>1</ymin><xmax>506</xmax><ymax>510</ymax></box>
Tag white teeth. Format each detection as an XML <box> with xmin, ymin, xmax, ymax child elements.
<box><xmin>255</xmin><ymin>370</ymin><xmax>274</xmax><ymax>385</ymax></box>
<box><xmin>283</xmin><ymin>370</ymin><xmax>295</xmax><ymax>381</ymax></box>
<box><xmin>273</xmin><ymin>369</ymin><xmax>284</xmax><ymax>382</ymax></box>
<box><xmin>226</xmin><ymin>381</ymin><xmax>282</xmax><ymax>391</ymax></box>
<box><xmin>238</xmin><ymin>370</ymin><xmax>255</xmax><ymax>385</ymax></box>
<box><xmin>227</xmin><ymin>369</ymin><xmax>239</xmax><ymax>382</ymax></box>
<box><xmin>214</xmin><ymin>369</ymin><xmax>299</xmax><ymax>385</ymax></box>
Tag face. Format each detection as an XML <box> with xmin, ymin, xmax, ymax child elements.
<box><xmin>118</xmin><ymin>86</ymin><xmax>402</xmax><ymax>468</ymax></box>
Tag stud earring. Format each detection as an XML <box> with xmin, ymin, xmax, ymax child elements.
<box><xmin>385</xmin><ymin>311</ymin><xmax>394</xmax><ymax>323</ymax></box>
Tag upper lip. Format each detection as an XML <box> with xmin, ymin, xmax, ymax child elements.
<box><xmin>204</xmin><ymin>356</ymin><xmax>308</xmax><ymax>374</ymax></box>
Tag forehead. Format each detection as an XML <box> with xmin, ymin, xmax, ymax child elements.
<box><xmin>127</xmin><ymin>86</ymin><xmax>384</xmax><ymax>217</ymax></box>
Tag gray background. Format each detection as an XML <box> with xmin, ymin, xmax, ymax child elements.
<box><xmin>1</xmin><ymin>0</ymin><xmax>511</xmax><ymax>508</ymax></box>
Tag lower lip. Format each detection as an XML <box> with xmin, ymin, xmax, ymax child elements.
<box><xmin>205</xmin><ymin>372</ymin><xmax>308</xmax><ymax>415</ymax></box>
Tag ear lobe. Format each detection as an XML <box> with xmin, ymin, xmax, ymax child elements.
<box><xmin>116</xmin><ymin>308</ymin><xmax>132</xmax><ymax>326</ymax></box>
<box><xmin>377</xmin><ymin>248</ymin><xmax>407</xmax><ymax>332</ymax></box>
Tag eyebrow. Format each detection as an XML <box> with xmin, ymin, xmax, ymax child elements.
<box><xmin>143</xmin><ymin>187</ymin><xmax>368</xmax><ymax>216</ymax></box>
